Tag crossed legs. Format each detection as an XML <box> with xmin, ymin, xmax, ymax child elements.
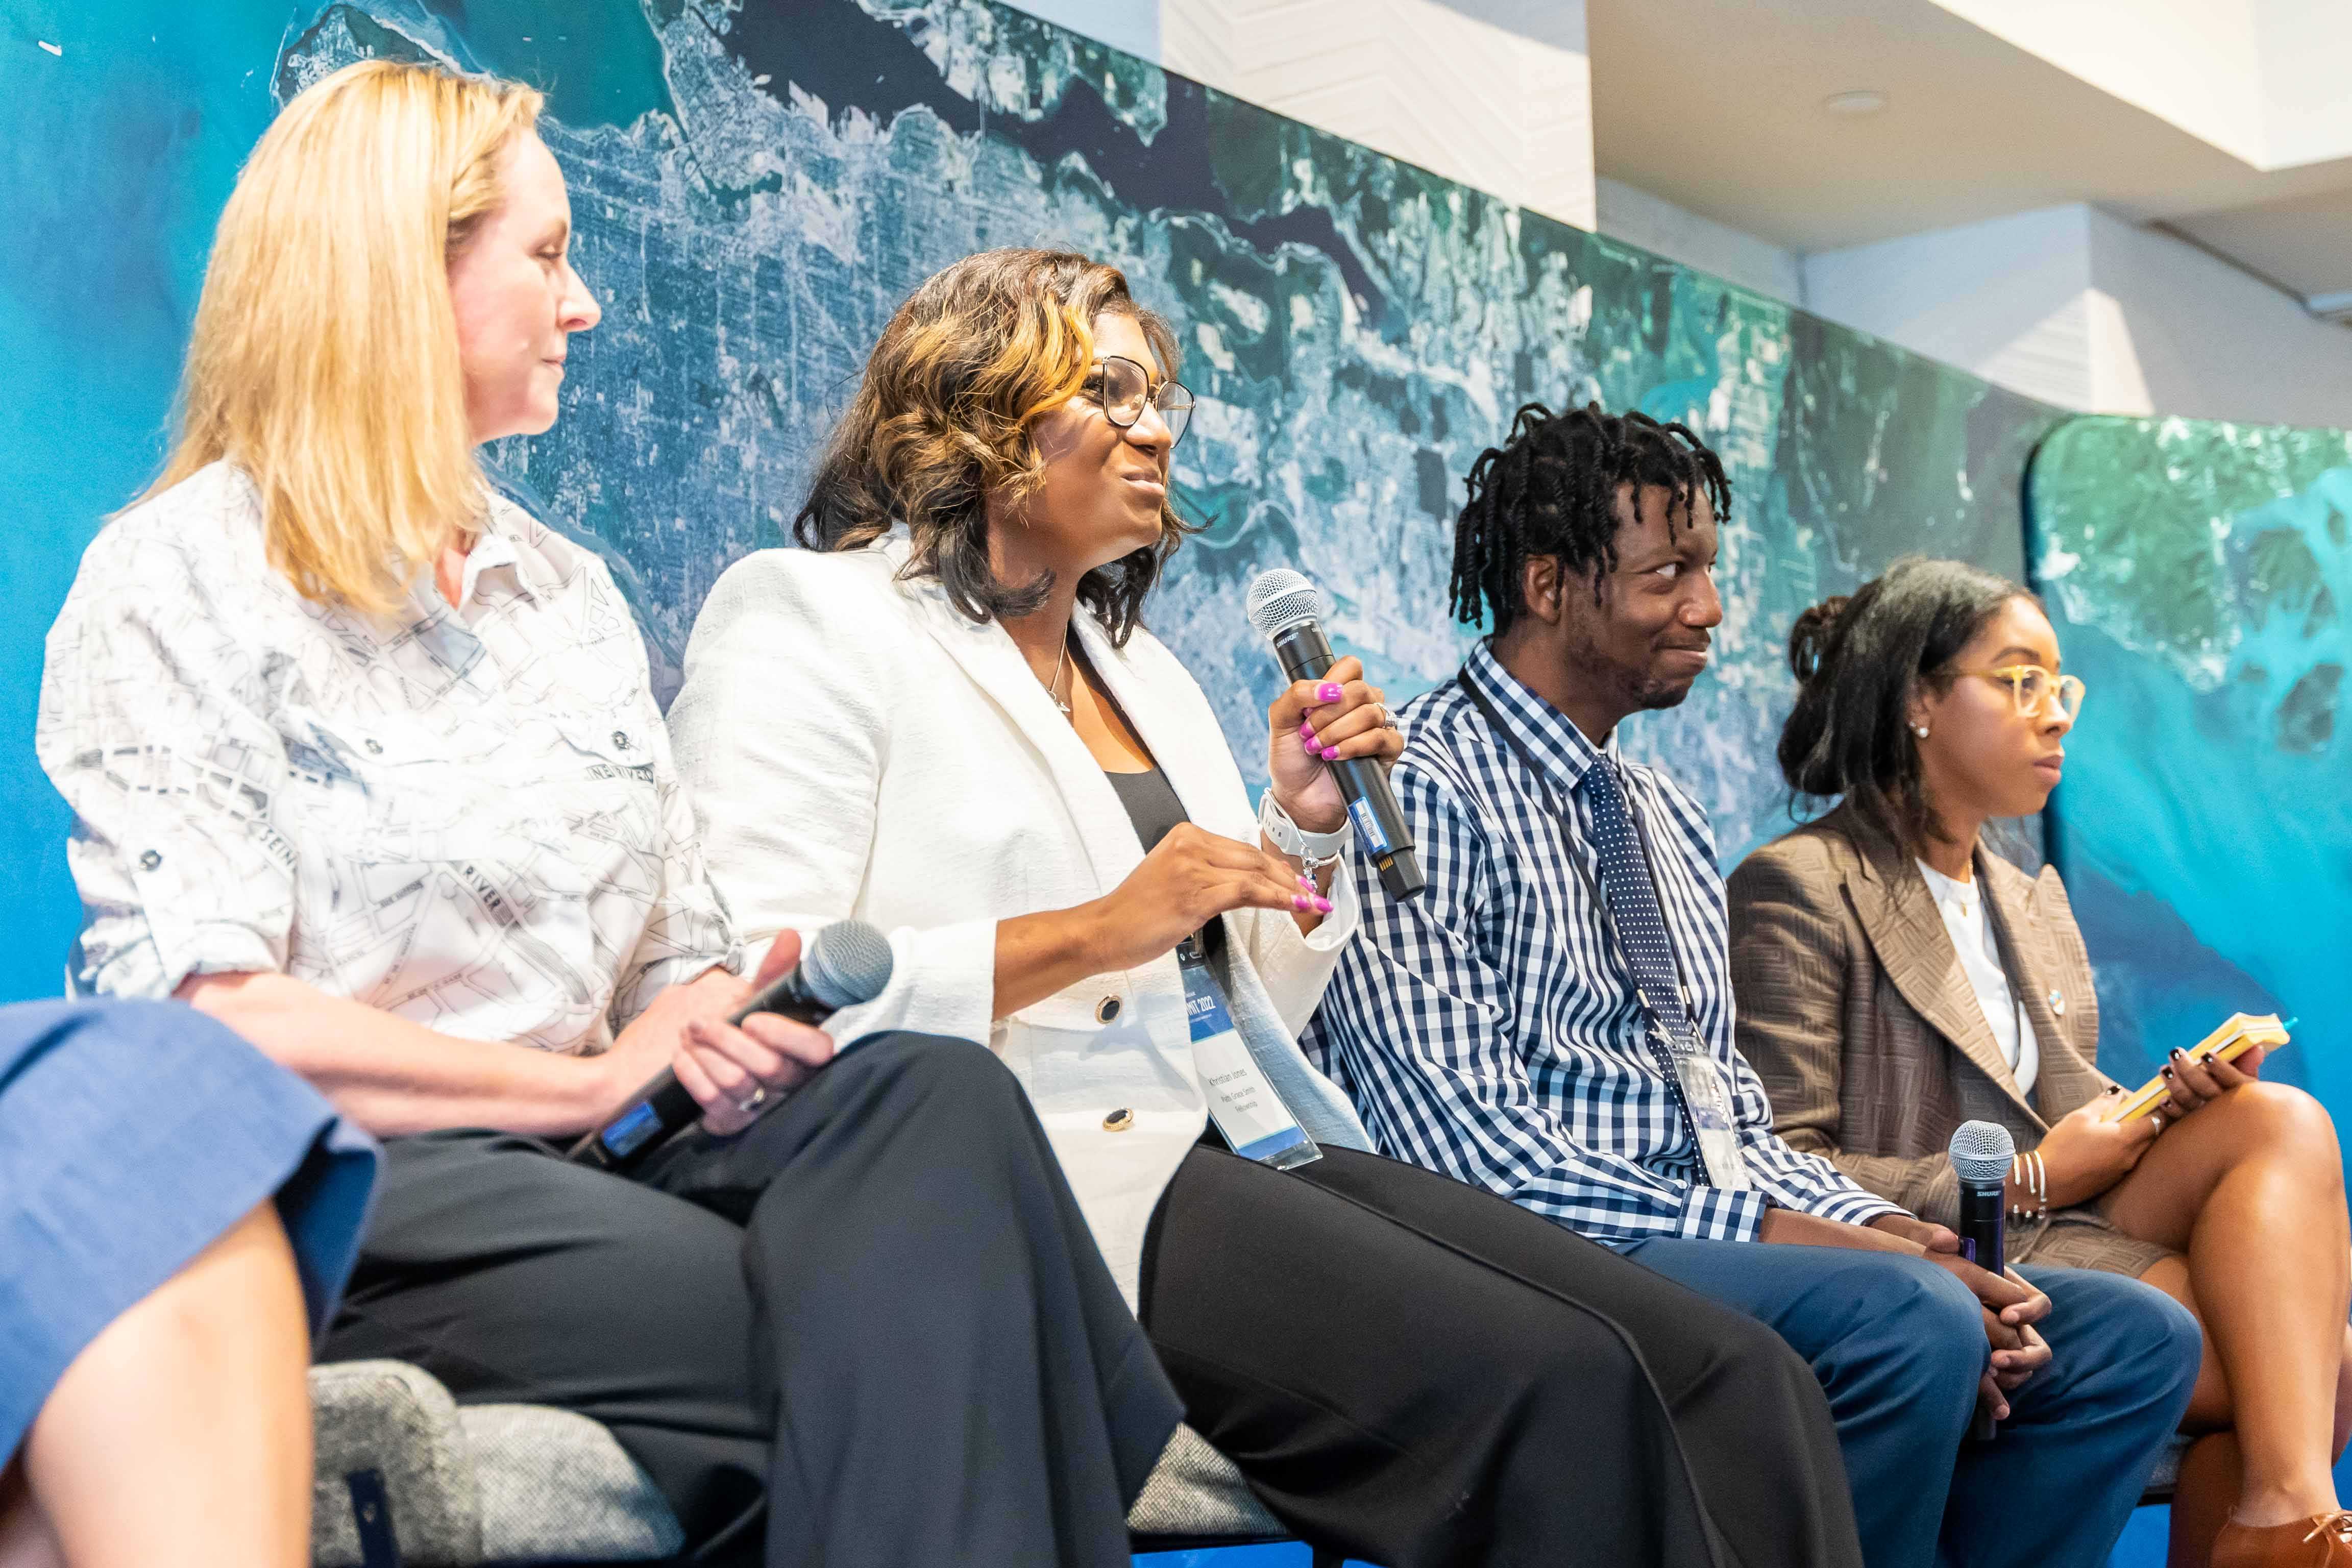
<box><xmin>2098</xmin><ymin>1081</ymin><xmax>2352</xmax><ymax>1565</ymax></box>
<box><xmin>0</xmin><ymin>1202</ymin><xmax>311</xmax><ymax>1568</ymax></box>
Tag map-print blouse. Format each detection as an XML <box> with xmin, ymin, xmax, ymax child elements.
<box><xmin>37</xmin><ymin>462</ymin><xmax>738</xmax><ymax>1052</ymax></box>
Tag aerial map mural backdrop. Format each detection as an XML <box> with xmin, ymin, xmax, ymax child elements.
<box><xmin>2030</xmin><ymin>418</ymin><xmax>2350</xmax><ymax>1114</ymax></box>
<box><xmin>8</xmin><ymin>0</ymin><xmax>2345</xmax><ymax>1553</ymax></box>
<box><xmin>0</xmin><ymin>0</ymin><xmax>2056</xmax><ymax>1007</ymax></box>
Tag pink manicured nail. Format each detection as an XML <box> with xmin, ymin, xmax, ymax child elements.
<box><xmin>1313</xmin><ymin>897</ymin><xmax>1333</xmax><ymax>913</ymax></box>
<box><xmin>1299</xmin><ymin>720</ymin><xmax>1315</xmax><ymax>738</ymax></box>
<box><xmin>1297</xmin><ymin>874</ymin><xmax>1314</xmax><ymax>889</ymax></box>
<box><xmin>1317</xmin><ymin>682</ymin><xmax>1344</xmax><ymax>702</ymax></box>
<box><xmin>1300</xmin><ymin>737</ymin><xmax>1318</xmax><ymax>755</ymax></box>
<box><xmin>1320</xmin><ymin>745</ymin><xmax>1339</xmax><ymax>760</ymax></box>
<box><xmin>1292</xmin><ymin>894</ymin><xmax>1312</xmax><ymax>911</ymax></box>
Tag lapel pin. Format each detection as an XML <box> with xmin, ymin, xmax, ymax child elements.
<box><xmin>2047</xmin><ymin>989</ymin><xmax>2066</xmax><ymax>1017</ymax></box>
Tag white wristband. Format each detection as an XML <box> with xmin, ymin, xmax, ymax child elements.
<box><xmin>1259</xmin><ymin>789</ymin><xmax>1352</xmax><ymax>871</ymax></box>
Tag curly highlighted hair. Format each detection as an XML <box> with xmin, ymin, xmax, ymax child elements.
<box><xmin>794</xmin><ymin>248</ymin><xmax>1190</xmax><ymax>644</ymax></box>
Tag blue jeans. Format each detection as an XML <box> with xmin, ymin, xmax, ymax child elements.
<box><xmin>1622</xmin><ymin>1239</ymin><xmax>2199</xmax><ymax>1568</ymax></box>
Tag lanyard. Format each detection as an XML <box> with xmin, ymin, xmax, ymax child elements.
<box><xmin>1458</xmin><ymin>670</ymin><xmax>1724</xmax><ymax>1177</ymax></box>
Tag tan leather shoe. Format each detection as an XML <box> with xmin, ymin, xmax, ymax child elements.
<box><xmin>2214</xmin><ymin>1513</ymin><xmax>2352</xmax><ymax>1567</ymax></box>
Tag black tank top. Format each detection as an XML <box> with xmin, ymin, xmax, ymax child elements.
<box><xmin>1104</xmin><ymin>764</ymin><xmax>1227</xmax><ymax>964</ymax></box>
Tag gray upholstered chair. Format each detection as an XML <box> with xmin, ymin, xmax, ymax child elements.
<box><xmin>311</xmin><ymin>1359</ymin><xmax>2185</xmax><ymax>1566</ymax></box>
<box><xmin>308</xmin><ymin>1360</ymin><xmax>1319</xmax><ymax>1567</ymax></box>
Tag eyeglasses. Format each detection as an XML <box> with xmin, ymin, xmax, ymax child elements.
<box><xmin>1955</xmin><ymin>665</ymin><xmax>2086</xmax><ymax>720</ymax></box>
<box><xmin>1083</xmin><ymin>356</ymin><xmax>1193</xmax><ymax>447</ymax></box>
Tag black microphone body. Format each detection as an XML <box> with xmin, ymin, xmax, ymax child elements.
<box><xmin>1266</xmin><ymin>619</ymin><xmax>1428</xmax><ymax>902</ymax></box>
<box><xmin>1956</xmin><ymin>1176</ymin><xmax>2006</xmax><ymax>1291</ymax></box>
<box><xmin>1957</xmin><ymin>1178</ymin><xmax>2007</xmax><ymax>1440</ymax></box>
<box><xmin>1949</xmin><ymin>1121</ymin><xmax>2014</xmax><ymax>1441</ymax></box>
<box><xmin>568</xmin><ymin>924</ymin><xmax>892</xmax><ymax>1172</ymax></box>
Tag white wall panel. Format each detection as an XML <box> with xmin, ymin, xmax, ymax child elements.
<box><xmin>1595</xmin><ymin>178</ymin><xmax>1805</xmax><ymax>304</ymax></box>
<box><xmin>1803</xmin><ymin>207</ymin><xmax>2100</xmax><ymax>409</ymax></box>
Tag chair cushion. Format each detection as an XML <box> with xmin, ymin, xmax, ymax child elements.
<box><xmin>315</xmin><ymin>1359</ymin><xmax>2188</xmax><ymax>1561</ymax></box>
<box><xmin>1125</xmin><ymin>1422</ymin><xmax>1286</xmax><ymax>1539</ymax></box>
<box><xmin>460</xmin><ymin>1405</ymin><xmax>683</xmax><ymax>1563</ymax></box>
<box><xmin>313</xmin><ymin>1362</ymin><xmax>1278</xmax><ymax>1563</ymax></box>
<box><xmin>2142</xmin><ymin>1433</ymin><xmax>2192</xmax><ymax>1502</ymax></box>
<box><xmin>311</xmin><ymin>1361</ymin><xmax>479</xmax><ymax>1567</ymax></box>
<box><xmin>309</xmin><ymin>1362</ymin><xmax>679</xmax><ymax>1565</ymax></box>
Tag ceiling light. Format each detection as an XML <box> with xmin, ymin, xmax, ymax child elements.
<box><xmin>1823</xmin><ymin>90</ymin><xmax>1888</xmax><ymax>116</ymax></box>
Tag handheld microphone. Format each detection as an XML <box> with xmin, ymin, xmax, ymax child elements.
<box><xmin>1245</xmin><ymin>570</ymin><xmax>1427</xmax><ymax>901</ymax></box>
<box><xmin>1948</xmin><ymin>1119</ymin><xmax>2016</xmax><ymax>1441</ymax></box>
<box><xmin>568</xmin><ymin>920</ymin><xmax>895</xmax><ymax>1172</ymax></box>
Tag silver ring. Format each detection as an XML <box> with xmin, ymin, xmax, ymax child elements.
<box><xmin>737</xmin><ymin>1085</ymin><xmax>768</xmax><ymax>1116</ymax></box>
<box><xmin>1376</xmin><ymin>704</ymin><xmax>1396</xmax><ymax>730</ymax></box>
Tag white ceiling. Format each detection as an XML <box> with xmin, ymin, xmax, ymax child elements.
<box><xmin>1587</xmin><ymin>0</ymin><xmax>2352</xmax><ymax>300</ymax></box>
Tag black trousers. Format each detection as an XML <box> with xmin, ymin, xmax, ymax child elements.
<box><xmin>1142</xmin><ymin>1144</ymin><xmax>1866</xmax><ymax>1568</ymax></box>
<box><xmin>321</xmin><ymin>1032</ymin><xmax>1181</xmax><ymax>1568</ymax></box>
<box><xmin>326</xmin><ymin>1031</ymin><xmax>1861</xmax><ymax>1568</ymax></box>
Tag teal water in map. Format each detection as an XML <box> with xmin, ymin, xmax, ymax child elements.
<box><xmin>2031</xmin><ymin>419</ymin><xmax>2351</xmax><ymax>1099</ymax></box>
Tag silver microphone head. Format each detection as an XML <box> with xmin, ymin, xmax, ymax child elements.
<box><xmin>1947</xmin><ymin>1120</ymin><xmax>2016</xmax><ymax>1187</ymax></box>
<box><xmin>1245</xmin><ymin>569</ymin><xmax>1328</xmax><ymax>639</ymax></box>
<box><xmin>800</xmin><ymin>920</ymin><xmax>895</xmax><ymax>1008</ymax></box>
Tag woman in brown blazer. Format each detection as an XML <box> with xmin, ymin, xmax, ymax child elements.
<box><xmin>1728</xmin><ymin>558</ymin><xmax>2351</xmax><ymax>1568</ymax></box>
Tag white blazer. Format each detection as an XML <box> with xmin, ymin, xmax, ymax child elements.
<box><xmin>668</xmin><ymin>540</ymin><xmax>1371</xmax><ymax>1304</ymax></box>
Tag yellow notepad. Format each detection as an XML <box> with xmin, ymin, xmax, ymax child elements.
<box><xmin>2110</xmin><ymin>1014</ymin><xmax>2292</xmax><ymax>1122</ymax></box>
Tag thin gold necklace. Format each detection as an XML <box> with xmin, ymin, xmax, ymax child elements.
<box><xmin>1045</xmin><ymin>634</ymin><xmax>1073</xmax><ymax>719</ymax></box>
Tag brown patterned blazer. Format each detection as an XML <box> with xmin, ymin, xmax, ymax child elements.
<box><xmin>1726</xmin><ymin>803</ymin><xmax>2170</xmax><ymax>1277</ymax></box>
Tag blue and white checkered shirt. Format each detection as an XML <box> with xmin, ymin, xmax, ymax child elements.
<box><xmin>1305</xmin><ymin>640</ymin><xmax>1902</xmax><ymax>1246</ymax></box>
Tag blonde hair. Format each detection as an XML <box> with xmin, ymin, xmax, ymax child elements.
<box><xmin>145</xmin><ymin>59</ymin><xmax>544</xmax><ymax>614</ymax></box>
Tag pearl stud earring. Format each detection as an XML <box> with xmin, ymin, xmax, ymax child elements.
<box><xmin>1913</xmin><ymin>724</ymin><xmax>1930</xmax><ymax>738</ymax></box>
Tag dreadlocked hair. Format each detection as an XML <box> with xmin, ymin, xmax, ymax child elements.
<box><xmin>1448</xmin><ymin>402</ymin><xmax>1731</xmax><ymax>637</ymax></box>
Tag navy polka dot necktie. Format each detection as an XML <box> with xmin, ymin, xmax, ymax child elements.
<box><xmin>1579</xmin><ymin>758</ymin><xmax>1692</xmax><ymax>1036</ymax></box>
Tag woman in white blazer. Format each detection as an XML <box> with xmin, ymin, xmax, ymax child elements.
<box><xmin>670</xmin><ymin>249</ymin><xmax>1869</xmax><ymax>1568</ymax></box>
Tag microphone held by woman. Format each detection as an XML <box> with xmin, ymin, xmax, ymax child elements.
<box><xmin>1246</xmin><ymin>569</ymin><xmax>1426</xmax><ymax>901</ymax></box>
<box><xmin>568</xmin><ymin>920</ymin><xmax>894</xmax><ymax>1170</ymax></box>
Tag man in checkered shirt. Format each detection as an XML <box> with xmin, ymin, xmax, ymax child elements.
<box><xmin>1305</xmin><ymin>403</ymin><xmax>2198</xmax><ymax>1568</ymax></box>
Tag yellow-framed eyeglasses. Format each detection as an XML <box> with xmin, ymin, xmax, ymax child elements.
<box><xmin>1954</xmin><ymin>665</ymin><xmax>2086</xmax><ymax>720</ymax></box>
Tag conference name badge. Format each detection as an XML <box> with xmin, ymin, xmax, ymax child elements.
<box><xmin>1177</xmin><ymin>940</ymin><xmax>1321</xmax><ymax>1169</ymax></box>
<box><xmin>1654</xmin><ymin>1021</ymin><xmax>1749</xmax><ymax>1191</ymax></box>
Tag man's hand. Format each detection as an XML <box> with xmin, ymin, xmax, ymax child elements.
<box><xmin>1867</xmin><ymin>1212</ymin><xmax>1960</xmax><ymax>1254</ymax></box>
<box><xmin>1864</xmin><ymin>1213</ymin><xmax>2053</xmax><ymax>1411</ymax></box>
<box><xmin>1975</xmin><ymin>1309</ymin><xmax>2051</xmax><ymax>1420</ymax></box>
<box><xmin>1928</xmin><ymin>1254</ymin><xmax>2050</xmax><ymax>1331</ymax></box>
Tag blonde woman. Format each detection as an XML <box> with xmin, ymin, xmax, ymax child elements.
<box><xmin>38</xmin><ymin>62</ymin><xmax>1190</xmax><ymax>1567</ymax></box>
